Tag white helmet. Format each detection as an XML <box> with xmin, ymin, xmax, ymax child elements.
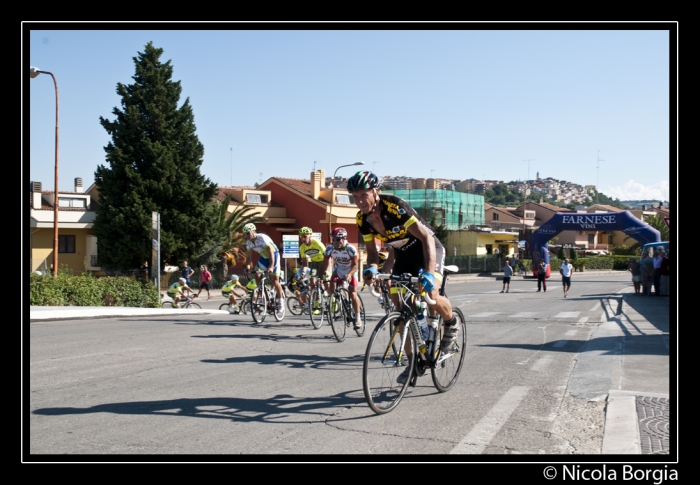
<box><xmin>178</xmin><ymin>278</ymin><xmax>186</xmax><ymax>284</ymax></box>
<box><xmin>231</xmin><ymin>274</ymin><xmax>239</xmax><ymax>281</ymax></box>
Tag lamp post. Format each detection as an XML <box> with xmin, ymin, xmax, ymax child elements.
<box><xmin>30</xmin><ymin>66</ymin><xmax>60</xmax><ymax>276</ymax></box>
<box><xmin>328</xmin><ymin>161</ymin><xmax>364</xmax><ymax>238</ymax></box>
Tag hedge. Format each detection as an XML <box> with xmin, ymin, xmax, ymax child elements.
<box><xmin>29</xmin><ymin>273</ymin><xmax>160</xmax><ymax>308</ymax></box>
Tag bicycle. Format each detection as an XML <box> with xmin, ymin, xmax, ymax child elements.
<box><xmin>161</xmin><ymin>294</ymin><xmax>201</xmax><ymax>309</ymax></box>
<box><xmin>362</xmin><ymin>265</ymin><xmax>466</xmax><ymax>415</ymax></box>
<box><xmin>307</xmin><ymin>277</ymin><xmax>331</xmax><ymax>330</ymax></box>
<box><xmin>248</xmin><ymin>270</ymin><xmax>285</xmax><ymax>324</ymax></box>
<box><xmin>219</xmin><ymin>289</ymin><xmax>253</xmax><ymax>314</ymax></box>
<box><xmin>362</xmin><ymin>278</ymin><xmax>394</xmax><ymax>315</ymax></box>
<box><xmin>328</xmin><ymin>279</ymin><xmax>366</xmax><ymax>342</ymax></box>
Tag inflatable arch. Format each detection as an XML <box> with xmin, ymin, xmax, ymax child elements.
<box><xmin>529</xmin><ymin>211</ymin><xmax>661</xmax><ymax>276</ymax></box>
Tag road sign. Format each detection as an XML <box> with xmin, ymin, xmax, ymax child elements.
<box><xmin>282</xmin><ymin>235</ymin><xmax>299</xmax><ymax>258</ymax></box>
<box><xmin>663</xmin><ymin>217</ymin><xmax>669</xmax><ymax>228</ymax></box>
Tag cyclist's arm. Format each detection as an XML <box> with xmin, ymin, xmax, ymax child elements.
<box><xmin>265</xmin><ymin>244</ymin><xmax>278</xmax><ymax>271</ymax></box>
<box><xmin>381</xmin><ymin>247</ymin><xmax>395</xmax><ymax>275</ymax></box>
<box><xmin>406</xmin><ymin>221</ymin><xmax>436</xmax><ymax>275</ymax></box>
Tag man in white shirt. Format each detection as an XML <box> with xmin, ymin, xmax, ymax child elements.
<box><xmin>560</xmin><ymin>258</ymin><xmax>573</xmax><ymax>298</ymax></box>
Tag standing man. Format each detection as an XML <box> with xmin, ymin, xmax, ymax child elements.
<box><xmin>659</xmin><ymin>249</ymin><xmax>670</xmax><ymax>296</ymax></box>
<box><xmin>196</xmin><ymin>265</ymin><xmax>212</xmax><ymax>300</ymax></box>
<box><xmin>346</xmin><ymin>170</ymin><xmax>457</xmax><ymax>384</ymax></box>
<box><xmin>560</xmin><ymin>258</ymin><xmax>573</xmax><ymax>298</ymax></box>
<box><xmin>501</xmin><ymin>259</ymin><xmax>513</xmax><ymax>293</ymax></box>
<box><xmin>628</xmin><ymin>257</ymin><xmax>642</xmax><ymax>294</ymax></box>
<box><xmin>242</xmin><ymin>223</ymin><xmax>285</xmax><ymax>311</ymax></box>
<box><xmin>640</xmin><ymin>251</ymin><xmax>654</xmax><ymax>296</ymax></box>
<box><xmin>652</xmin><ymin>248</ymin><xmax>663</xmax><ymax>296</ymax></box>
<box><xmin>317</xmin><ymin>227</ymin><xmax>363</xmax><ymax>329</ymax></box>
<box><xmin>181</xmin><ymin>261</ymin><xmax>194</xmax><ymax>296</ymax></box>
<box><xmin>536</xmin><ymin>259</ymin><xmax>547</xmax><ymax>292</ymax></box>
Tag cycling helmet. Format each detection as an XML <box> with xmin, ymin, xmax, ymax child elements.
<box><xmin>242</xmin><ymin>223</ymin><xmax>256</xmax><ymax>233</ymax></box>
<box><xmin>299</xmin><ymin>226</ymin><xmax>312</xmax><ymax>236</ymax></box>
<box><xmin>332</xmin><ymin>227</ymin><xmax>348</xmax><ymax>239</ymax></box>
<box><xmin>346</xmin><ymin>170</ymin><xmax>379</xmax><ymax>192</ymax></box>
<box><xmin>178</xmin><ymin>277</ymin><xmax>186</xmax><ymax>284</ymax></box>
<box><xmin>231</xmin><ymin>274</ymin><xmax>239</xmax><ymax>281</ymax></box>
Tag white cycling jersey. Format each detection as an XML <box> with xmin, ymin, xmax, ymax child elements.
<box><xmin>323</xmin><ymin>243</ymin><xmax>358</xmax><ymax>278</ymax></box>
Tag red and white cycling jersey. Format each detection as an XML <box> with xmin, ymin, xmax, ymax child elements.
<box><xmin>323</xmin><ymin>243</ymin><xmax>358</xmax><ymax>278</ymax></box>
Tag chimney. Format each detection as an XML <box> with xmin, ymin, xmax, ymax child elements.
<box><xmin>30</xmin><ymin>181</ymin><xmax>42</xmax><ymax>209</ymax></box>
<box><xmin>642</xmin><ymin>204</ymin><xmax>647</xmax><ymax>210</ymax></box>
<box><xmin>74</xmin><ymin>177</ymin><xmax>83</xmax><ymax>193</ymax></box>
<box><xmin>539</xmin><ymin>197</ymin><xmax>543</xmax><ymax>204</ymax></box>
<box><xmin>310</xmin><ymin>170</ymin><xmax>323</xmax><ymax>199</ymax></box>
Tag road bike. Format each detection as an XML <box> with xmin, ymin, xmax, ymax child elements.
<box><xmin>219</xmin><ymin>290</ymin><xmax>252</xmax><ymax>314</ymax></box>
<box><xmin>161</xmin><ymin>294</ymin><xmax>201</xmax><ymax>309</ymax></box>
<box><xmin>307</xmin><ymin>280</ymin><xmax>330</xmax><ymax>330</ymax></box>
<box><xmin>362</xmin><ymin>278</ymin><xmax>394</xmax><ymax>315</ymax></box>
<box><xmin>286</xmin><ymin>295</ymin><xmax>310</xmax><ymax>315</ymax></box>
<box><xmin>248</xmin><ymin>270</ymin><xmax>285</xmax><ymax>324</ymax></box>
<box><xmin>362</xmin><ymin>265</ymin><xmax>466</xmax><ymax>415</ymax></box>
<box><xmin>328</xmin><ymin>279</ymin><xmax>366</xmax><ymax>342</ymax></box>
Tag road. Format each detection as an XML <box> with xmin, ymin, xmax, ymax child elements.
<box><xmin>28</xmin><ymin>273</ymin><xmax>647</xmax><ymax>457</ymax></box>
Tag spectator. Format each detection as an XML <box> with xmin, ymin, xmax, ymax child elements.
<box><xmin>628</xmin><ymin>257</ymin><xmax>642</xmax><ymax>294</ymax></box>
<box><xmin>652</xmin><ymin>249</ymin><xmax>663</xmax><ymax>296</ymax></box>
<box><xmin>640</xmin><ymin>252</ymin><xmax>654</xmax><ymax>296</ymax></box>
<box><xmin>509</xmin><ymin>254</ymin><xmax>517</xmax><ymax>270</ymax></box>
<box><xmin>559</xmin><ymin>258</ymin><xmax>573</xmax><ymax>298</ymax></box>
<box><xmin>536</xmin><ymin>259</ymin><xmax>547</xmax><ymax>292</ymax></box>
<box><xmin>196</xmin><ymin>265</ymin><xmax>212</xmax><ymax>300</ymax></box>
<box><xmin>181</xmin><ymin>261</ymin><xmax>194</xmax><ymax>296</ymax></box>
<box><xmin>501</xmin><ymin>259</ymin><xmax>513</xmax><ymax>293</ymax></box>
<box><xmin>659</xmin><ymin>250</ymin><xmax>670</xmax><ymax>297</ymax></box>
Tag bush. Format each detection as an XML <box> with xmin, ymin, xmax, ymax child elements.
<box><xmin>570</xmin><ymin>248</ymin><xmax>578</xmax><ymax>260</ymax></box>
<box><xmin>611</xmin><ymin>245</ymin><xmax>637</xmax><ymax>256</ymax></box>
<box><xmin>29</xmin><ymin>273</ymin><xmax>160</xmax><ymax>307</ymax></box>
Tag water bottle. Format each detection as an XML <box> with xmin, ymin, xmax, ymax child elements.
<box><xmin>417</xmin><ymin>312</ymin><xmax>429</xmax><ymax>341</ymax></box>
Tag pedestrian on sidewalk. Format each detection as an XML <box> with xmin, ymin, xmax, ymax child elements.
<box><xmin>560</xmin><ymin>258</ymin><xmax>573</xmax><ymax>298</ymax></box>
<box><xmin>536</xmin><ymin>260</ymin><xmax>547</xmax><ymax>292</ymax></box>
<box><xmin>501</xmin><ymin>259</ymin><xmax>513</xmax><ymax>293</ymax></box>
<box><xmin>659</xmin><ymin>249</ymin><xmax>670</xmax><ymax>296</ymax></box>
<box><xmin>640</xmin><ymin>252</ymin><xmax>654</xmax><ymax>296</ymax></box>
<box><xmin>196</xmin><ymin>265</ymin><xmax>212</xmax><ymax>300</ymax></box>
<box><xmin>628</xmin><ymin>257</ymin><xmax>642</xmax><ymax>294</ymax></box>
<box><xmin>181</xmin><ymin>261</ymin><xmax>194</xmax><ymax>296</ymax></box>
<box><xmin>652</xmin><ymin>249</ymin><xmax>663</xmax><ymax>296</ymax></box>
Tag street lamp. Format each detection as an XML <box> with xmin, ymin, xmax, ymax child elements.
<box><xmin>30</xmin><ymin>66</ymin><xmax>60</xmax><ymax>276</ymax></box>
<box><xmin>328</xmin><ymin>161</ymin><xmax>365</xmax><ymax>238</ymax></box>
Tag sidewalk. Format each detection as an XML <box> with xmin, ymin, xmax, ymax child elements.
<box><xmin>28</xmin><ymin>270</ymin><xmax>671</xmax><ymax>455</ymax></box>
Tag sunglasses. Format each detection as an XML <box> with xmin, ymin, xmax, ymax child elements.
<box><xmin>333</xmin><ymin>237</ymin><xmax>344</xmax><ymax>241</ymax></box>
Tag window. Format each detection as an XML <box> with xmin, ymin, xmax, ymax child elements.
<box><xmin>492</xmin><ymin>213</ymin><xmax>499</xmax><ymax>221</ymax></box>
<box><xmin>485</xmin><ymin>244</ymin><xmax>493</xmax><ymax>254</ymax></box>
<box><xmin>524</xmin><ymin>210</ymin><xmax>535</xmax><ymax>220</ymax></box>
<box><xmin>335</xmin><ymin>194</ymin><xmax>354</xmax><ymax>205</ymax></box>
<box><xmin>58</xmin><ymin>235</ymin><xmax>76</xmax><ymax>253</ymax></box>
<box><xmin>246</xmin><ymin>193</ymin><xmax>268</xmax><ymax>204</ymax></box>
<box><xmin>58</xmin><ymin>197</ymin><xmax>86</xmax><ymax>208</ymax></box>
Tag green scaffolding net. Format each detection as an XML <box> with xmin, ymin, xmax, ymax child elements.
<box><xmin>383</xmin><ymin>189</ymin><xmax>485</xmax><ymax>230</ymax></box>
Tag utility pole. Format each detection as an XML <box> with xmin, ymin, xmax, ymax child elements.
<box><xmin>523</xmin><ymin>159</ymin><xmax>536</xmax><ymax>181</ymax></box>
<box><xmin>596</xmin><ymin>150</ymin><xmax>604</xmax><ymax>203</ymax></box>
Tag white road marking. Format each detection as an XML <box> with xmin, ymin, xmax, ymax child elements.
<box><xmin>565</xmin><ymin>330</ymin><xmax>577</xmax><ymax>336</ymax></box>
<box><xmin>471</xmin><ymin>312</ymin><xmax>501</xmax><ymax>317</ymax></box>
<box><xmin>509</xmin><ymin>312</ymin><xmax>538</xmax><ymax>318</ymax></box>
<box><xmin>554</xmin><ymin>311</ymin><xmax>580</xmax><ymax>318</ymax></box>
<box><xmin>589</xmin><ymin>302</ymin><xmax>601</xmax><ymax>312</ymax></box>
<box><xmin>530</xmin><ymin>355</ymin><xmax>554</xmax><ymax>371</ymax></box>
<box><xmin>450</xmin><ymin>386</ymin><xmax>530</xmax><ymax>454</ymax></box>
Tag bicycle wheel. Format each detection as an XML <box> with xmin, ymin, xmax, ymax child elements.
<box><xmin>329</xmin><ymin>292</ymin><xmax>347</xmax><ymax>342</ymax></box>
<box><xmin>219</xmin><ymin>303</ymin><xmax>230</xmax><ymax>311</ymax></box>
<box><xmin>240</xmin><ymin>299</ymin><xmax>252</xmax><ymax>315</ymax></box>
<box><xmin>250</xmin><ymin>287</ymin><xmax>267</xmax><ymax>324</ymax></box>
<box><xmin>286</xmin><ymin>296</ymin><xmax>303</xmax><ymax>316</ymax></box>
<box><xmin>162</xmin><ymin>300</ymin><xmax>176</xmax><ymax>308</ymax></box>
<box><xmin>431</xmin><ymin>307</ymin><xmax>467</xmax><ymax>392</ymax></box>
<box><xmin>363</xmin><ymin>313</ymin><xmax>415</xmax><ymax>415</ymax></box>
<box><xmin>308</xmin><ymin>288</ymin><xmax>325</xmax><ymax>329</ymax></box>
<box><xmin>185</xmin><ymin>302</ymin><xmax>202</xmax><ymax>309</ymax></box>
<box><xmin>354</xmin><ymin>292</ymin><xmax>366</xmax><ymax>337</ymax></box>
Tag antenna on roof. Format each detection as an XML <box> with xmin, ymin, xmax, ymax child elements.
<box><xmin>259</xmin><ymin>172</ymin><xmax>263</xmax><ymax>184</ymax></box>
<box><xmin>597</xmin><ymin>150</ymin><xmax>604</xmax><ymax>203</ymax></box>
<box><xmin>230</xmin><ymin>147</ymin><xmax>233</xmax><ymax>186</ymax></box>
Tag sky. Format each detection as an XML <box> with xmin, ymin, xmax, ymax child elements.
<box><xmin>25</xmin><ymin>23</ymin><xmax>675</xmax><ymax>202</ymax></box>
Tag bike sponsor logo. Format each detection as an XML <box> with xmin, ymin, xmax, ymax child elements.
<box><xmin>537</xmin><ymin>227</ymin><xmax>558</xmax><ymax>235</ymax></box>
<box><xmin>392</xmin><ymin>226</ymin><xmax>401</xmax><ymax>233</ymax></box>
<box><xmin>561</xmin><ymin>214</ymin><xmax>617</xmax><ymax>229</ymax></box>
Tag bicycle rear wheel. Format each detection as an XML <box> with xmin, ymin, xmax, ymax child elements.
<box><xmin>431</xmin><ymin>308</ymin><xmax>467</xmax><ymax>392</ymax></box>
<box><xmin>185</xmin><ymin>302</ymin><xmax>202</xmax><ymax>309</ymax></box>
<box><xmin>286</xmin><ymin>296</ymin><xmax>304</xmax><ymax>315</ymax></box>
<box><xmin>354</xmin><ymin>292</ymin><xmax>366</xmax><ymax>337</ymax></box>
<box><xmin>250</xmin><ymin>287</ymin><xmax>267</xmax><ymax>324</ymax></box>
<box><xmin>329</xmin><ymin>292</ymin><xmax>347</xmax><ymax>342</ymax></box>
<box><xmin>363</xmin><ymin>313</ymin><xmax>415</xmax><ymax>415</ymax></box>
<box><xmin>162</xmin><ymin>300</ymin><xmax>176</xmax><ymax>308</ymax></box>
<box><xmin>308</xmin><ymin>288</ymin><xmax>325</xmax><ymax>329</ymax></box>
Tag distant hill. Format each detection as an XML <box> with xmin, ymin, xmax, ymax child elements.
<box><xmin>620</xmin><ymin>200</ymin><xmax>668</xmax><ymax>209</ymax></box>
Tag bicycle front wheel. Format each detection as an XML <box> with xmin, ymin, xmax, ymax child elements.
<box><xmin>273</xmin><ymin>295</ymin><xmax>286</xmax><ymax>322</ymax></box>
<box><xmin>329</xmin><ymin>292</ymin><xmax>347</xmax><ymax>342</ymax></box>
<box><xmin>219</xmin><ymin>303</ymin><xmax>230</xmax><ymax>311</ymax></box>
<box><xmin>308</xmin><ymin>288</ymin><xmax>325</xmax><ymax>329</ymax></box>
<box><xmin>363</xmin><ymin>313</ymin><xmax>415</xmax><ymax>415</ymax></box>
<box><xmin>250</xmin><ymin>287</ymin><xmax>267</xmax><ymax>324</ymax></box>
<box><xmin>354</xmin><ymin>292</ymin><xmax>366</xmax><ymax>337</ymax></box>
<box><xmin>185</xmin><ymin>302</ymin><xmax>202</xmax><ymax>309</ymax></box>
<box><xmin>431</xmin><ymin>307</ymin><xmax>467</xmax><ymax>392</ymax></box>
<box><xmin>286</xmin><ymin>296</ymin><xmax>303</xmax><ymax>316</ymax></box>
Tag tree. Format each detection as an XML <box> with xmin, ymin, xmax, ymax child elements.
<box><xmin>93</xmin><ymin>42</ymin><xmax>217</xmax><ymax>274</ymax></box>
<box><xmin>644</xmin><ymin>214</ymin><xmax>670</xmax><ymax>241</ymax></box>
<box><xmin>429</xmin><ymin>217</ymin><xmax>449</xmax><ymax>247</ymax></box>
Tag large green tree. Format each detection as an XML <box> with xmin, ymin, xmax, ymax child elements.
<box><xmin>93</xmin><ymin>42</ymin><xmax>217</xmax><ymax>273</ymax></box>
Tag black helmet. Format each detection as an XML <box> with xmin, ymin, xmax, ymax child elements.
<box><xmin>346</xmin><ymin>170</ymin><xmax>379</xmax><ymax>192</ymax></box>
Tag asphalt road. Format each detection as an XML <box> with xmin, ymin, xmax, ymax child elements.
<box><xmin>27</xmin><ymin>273</ymin><xmax>670</xmax><ymax>461</ymax></box>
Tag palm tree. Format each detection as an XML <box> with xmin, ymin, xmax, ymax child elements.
<box><xmin>623</xmin><ymin>212</ymin><xmax>669</xmax><ymax>254</ymax></box>
<box><xmin>194</xmin><ymin>195</ymin><xmax>267</xmax><ymax>277</ymax></box>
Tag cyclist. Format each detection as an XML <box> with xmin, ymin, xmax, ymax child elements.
<box><xmin>221</xmin><ymin>274</ymin><xmax>246</xmax><ymax>314</ymax></box>
<box><xmin>243</xmin><ymin>223</ymin><xmax>285</xmax><ymax>311</ymax></box>
<box><xmin>346</xmin><ymin>170</ymin><xmax>457</xmax><ymax>383</ymax></box>
<box><xmin>167</xmin><ymin>277</ymin><xmax>196</xmax><ymax>307</ymax></box>
<box><xmin>289</xmin><ymin>266</ymin><xmax>311</xmax><ymax>311</ymax></box>
<box><xmin>317</xmin><ymin>227</ymin><xmax>363</xmax><ymax>329</ymax></box>
<box><xmin>298</xmin><ymin>226</ymin><xmax>328</xmax><ymax>303</ymax></box>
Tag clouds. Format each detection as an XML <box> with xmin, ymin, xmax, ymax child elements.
<box><xmin>604</xmin><ymin>180</ymin><xmax>669</xmax><ymax>201</ymax></box>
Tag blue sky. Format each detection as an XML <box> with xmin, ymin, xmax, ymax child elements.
<box><xmin>25</xmin><ymin>24</ymin><xmax>675</xmax><ymax>202</ymax></box>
